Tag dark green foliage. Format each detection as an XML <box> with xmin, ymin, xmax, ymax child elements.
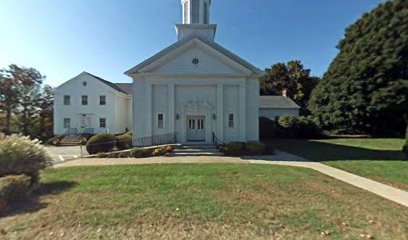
<box><xmin>309</xmin><ymin>0</ymin><xmax>408</xmax><ymax>137</ymax></box>
<box><xmin>403</xmin><ymin>135</ymin><xmax>408</xmax><ymax>159</ymax></box>
<box><xmin>86</xmin><ymin>134</ymin><xmax>117</xmax><ymax>154</ymax></box>
<box><xmin>245</xmin><ymin>141</ymin><xmax>266</xmax><ymax>155</ymax></box>
<box><xmin>0</xmin><ymin>174</ymin><xmax>32</xmax><ymax>203</ymax></box>
<box><xmin>259</xmin><ymin>117</ymin><xmax>283</xmax><ymax>139</ymax></box>
<box><xmin>116</xmin><ymin>134</ymin><xmax>132</xmax><ymax>150</ymax></box>
<box><xmin>221</xmin><ymin>141</ymin><xmax>266</xmax><ymax>156</ymax></box>
<box><xmin>261</xmin><ymin>61</ymin><xmax>319</xmax><ymax>115</ymax></box>
<box><xmin>260</xmin><ymin>115</ymin><xmax>322</xmax><ymax>139</ymax></box>
<box><xmin>130</xmin><ymin>148</ymin><xmax>153</xmax><ymax>158</ymax></box>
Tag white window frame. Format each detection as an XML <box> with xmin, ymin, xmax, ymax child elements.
<box><xmin>63</xmin><ymin>118</ymin><xmax>71</xmax><ymax>128</ymax></box>
<box><xmin>99</xmin><ymin>95</ymin><xmax>106</xmax><ymax>105</ymax></box>
<box><xmin>99</xmin><ymin>118</ymin><xmax>106</xmax><ymax>128</ymax></box>
<box><xmin>228</xmin><ymin>113</ymin><xmax>235</xmax><ymax>128</ymax></box>
<box><xmin>157</xmin><ymin>113</ymin><xmax>165</xmax><ymax>129</ymax></box>
<box><xmin>64</xmin><ymin>95</ymin><xmax>70</xmax><ymax>105</ymax></box>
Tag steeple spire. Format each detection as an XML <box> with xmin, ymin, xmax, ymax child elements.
<box><xmin>176</xmin><ymin>0</ymin><xmax>217</xmax><ymax>41</ymax></box>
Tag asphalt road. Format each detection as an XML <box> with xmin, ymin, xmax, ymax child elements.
<box><xmin>44</xmin><ymin>146</ymin><xmax>86</xmax><ymax>163</ymax></box>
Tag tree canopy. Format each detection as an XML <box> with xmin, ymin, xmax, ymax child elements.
<box><xmin>261</xmin><ymin>60</ymin><xmax>319</xmax><ymax>115</ymax></box>
<box><xmin>309</xmin><ymin>0</ymin><xmax>408</xmax><ymax>136</ymax></box>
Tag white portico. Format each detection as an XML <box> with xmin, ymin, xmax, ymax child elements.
<box><xmin>126</xmin><ymin>0</ymin><xmax>263</xmax><ymax>145</ymax></box>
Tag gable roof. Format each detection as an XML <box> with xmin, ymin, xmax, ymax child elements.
<box><xmin>260</xmin><ymin>96</ymin><xmax>301</xmax><ymax>109</ymax></box>
<box><xmin>115</xmin><ymin>83</ymin><xmax>132</xmax><ymax>95</ymax></box>
<box><xmin>125</xmin><ymin>34</ymin><xmax>264</xmax><ymax>76</ymax></box>
<box><xmin>83</xmin><ymin>72</ymin><xmax>129</xmax><ymax>95</ymax></box>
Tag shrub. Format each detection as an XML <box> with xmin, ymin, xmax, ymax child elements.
<box><xmin>86</xmin><ymin>134</ymin><xmax>117</xmax><ymax>154</ymax></box>
<box><xmin>164</xmin><ymin>145</ymin><xmax>175</xmax><ymax>154</ymax></box>
<box><xmin>152</xmin><ymin>147</ymin><xmax>166</xmax><ymax>156</ymax></box>
<box><xmin>245</xmin><ymin>141</ymin><xmax>265</xmax><ymax>155</ymax></box>
<box><xmin>221</xmin><ymin>142</ymin><xmax>245</xmax><ymax>156</ymax></box>
<box><xmin>116</xmin><ymin>134</ymin><xmax>132</xmax><ymax>150</ymax></box>
<box><xmin>0</xmin><ymin>174</ymin><xmax>32</xmax><ymax>205</ymax></box>
<box><xmin>259</xmin><ymin>117</ymin><xmax>284</xmax><ymax>139</ymax></box>
<box><xmin>130</xmin><ymin>148</ymin><xmax>152</xmax><ymax>158</ymax></box>
<box><xmin>403</xmin><ymin>138</ymin><xmax>408</xmax><ymax>160</ymax></box>
<box><xmin>0</xmin><ymin>135</ymin><xmax>52</xmax><ymax>184</ymax></box>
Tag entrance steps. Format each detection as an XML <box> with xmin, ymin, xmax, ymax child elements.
<box><xmin>59</xmin><ymin>136</ymin><xmax>84</xmax><ymax>146</ymax></box>
<box><xmin>171</xmin><ymin>144</ymin><xmax>224</xmax><ymax>156</ymax></box>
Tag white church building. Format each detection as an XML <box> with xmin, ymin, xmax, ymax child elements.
<box><xmin>126</xmin><ymin>0</ymin><xmax>264</xmax><ymax>145</ymax></box>
<box><xmin>54</xmin><ymin>0</ymin><xmax>300</xmax><ymax>145</ymax></box>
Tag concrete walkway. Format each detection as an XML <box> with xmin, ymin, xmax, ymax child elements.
<box><xmin>54</xmin><ymin>151</ymin><xmax>408</xmax><ymax>208</ymax></box>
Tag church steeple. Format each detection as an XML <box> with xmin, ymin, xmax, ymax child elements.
<box><xmin>182</xmin><ymin>0</ymin><xmax>211</xmax><ymax>24</ymax></box>
<box><xmin>176</xmin><ymin>0</ymin><xmax>217</xmax><ymax>41</ymax></box>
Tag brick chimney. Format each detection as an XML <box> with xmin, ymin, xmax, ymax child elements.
<box><xmin>282</xmin><ymin>89</ymin><xmax>288</xmax><ymax>97</ymax></box>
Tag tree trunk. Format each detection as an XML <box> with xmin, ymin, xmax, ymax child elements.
<box><xmin>5</xmin><ymin>109</ymin><xmax>11</xmax><ymax>134</ymax></box>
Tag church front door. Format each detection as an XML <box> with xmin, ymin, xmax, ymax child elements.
<box><xmin>187</xmin><ymin>116</ymin><xmax>205</xmax><ymax>142</ymax></box>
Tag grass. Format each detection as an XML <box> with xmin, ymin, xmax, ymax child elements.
<box><xmin>267</xmin><ymin>138</ymin><xmax>408</xmax><ymax>191</ymax></box>
<box><xmin>1</xmin><ymin>164</ymin><xmax>408</xmax><ymax>239</ymax></box>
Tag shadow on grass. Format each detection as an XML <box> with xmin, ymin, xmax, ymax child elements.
<box><xmin>0</xmin><ymin>181</ymin><xmax>76</xmax><ymax>218</ymax></box>
<box><xmin>263</xmin><ymin>139</ymin><xmax>406</xmax><ymax>162</ymax></box>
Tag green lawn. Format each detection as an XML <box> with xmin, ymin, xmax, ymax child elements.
<box><xmin>267</xmin><ymin>138</ymin><xmax>408</xmax><ymax>191</ymax></box>
<box><xmin>1</xmin><ymin>164</ymin><xmax>408</xmax><ymax>239</ymax></box>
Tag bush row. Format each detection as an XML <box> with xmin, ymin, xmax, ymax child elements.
<box><xmin>260</xmin><ymin>115</ymin><xmax>323</xmax><ymax>139</ymax></box>
<box><xmin>220</xmin><ymin>141</ymin><xmax>269</xmax><ymax>156</ymax></box>
<box><xmin>96</xmin><ymin>145</ymin><xmax>175</xmax><ymax>159</ymax></box>
<box><xmin>86</xmin><ymin>133</ymin><xmax>133</xmax><ymax>154</ymax></box>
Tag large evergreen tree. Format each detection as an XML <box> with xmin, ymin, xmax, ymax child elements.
<box><xmin>309</xmin><ymin>0</ymin><xmax>408</xmax><ymax>136</ymax></box>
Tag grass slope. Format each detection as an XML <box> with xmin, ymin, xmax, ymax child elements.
<box><xmin>267</xmin><ymin>138</ymin><xmax>408</xmax><ymax>191</ymax></box>
<box><xmin>1</xmin><ymin>164</ymin><xmax>407</xmax><ymax>239</ymax></box>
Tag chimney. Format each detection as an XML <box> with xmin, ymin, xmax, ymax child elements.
<box><xmin>282</xmin><ymin>89</ymin><xmax>288</xmax><ymax>97</ymax></box>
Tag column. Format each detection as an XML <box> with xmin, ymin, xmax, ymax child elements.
<box><xmin>168</xmin><ymin>84</ymin><xmax>175</xmax><ymax>134</ymax></box>
<box><xmin>216</xmin><ymin>84</ymin><xmax>224</xmax><ymax>141</ymax></box>
<box><xmin>146</xmin><ymin>83</ymin><xmax>152</xmax><ymax>139</ymax></box>
<box><xmin>239</xmin><ymin>82</ymin><xmax>246</xmax><ymax>141</ymax></box>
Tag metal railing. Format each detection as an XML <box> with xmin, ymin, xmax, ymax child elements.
<box><xmin>212</xmin><ymin>132</ymin><xmax>224</xmax><ymax>147</ymax></box>
<box><xmin>133</xmin><ymin>132</ymin><xmax>177</xmax><ymax>147</ymax></box>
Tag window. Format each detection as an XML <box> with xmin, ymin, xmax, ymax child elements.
<box><xmin>63</xmin><ymin>118</ymin><xmax>71</xmax><ymax>128</ymax></box>
<box><xmin>228</xmin><ymin>114</ymin><xmax>234</xmax><ymax>128</ymax></box>
<box><xmin>64</xmin><ymin>95</ymin><xmax>70</xmax><ymax>105</ymax></box>
<box><xmin>183</xmin><ymin>1</ymin><xmax>189</xmax><ymax>23</ymax></box>
<box><xmin>99</xmin><ymin>118</ymin><xmax>106</xmax><ymax>128</ymax></box>
<box><xmin>192</xmin><ymin>0</ymin><xmax>199</xmax><ymax>23</ymax></box>
<box><xmin>82</xmin><ymin>95</ymin><xmax>88</xmax><ymax>105</ymax></box>
<box><xmin>157</xmin><ymin>113</ymin><xmax>164</xmax><ymax>129</ymax></box>
<box><xmin>100</xmin><ymin>96</ymin><xmax>106</xmax><ymax>105</ymax></box>
<box><xmin>204</xmin><ymin>2</ymin><xmax>209</xmax><ymax>24</ymax></box>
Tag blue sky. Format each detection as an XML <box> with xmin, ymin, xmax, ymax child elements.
<box><xmin>0</xmin><ymin>0</ymin><xmax>383</xmax><ymax>87</ymax></box>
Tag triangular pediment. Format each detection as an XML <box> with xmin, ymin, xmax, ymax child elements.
<box><xmin>125</xmin><ymin>36</ymin><xmax>264</xmax><ymax>77</ymax></box>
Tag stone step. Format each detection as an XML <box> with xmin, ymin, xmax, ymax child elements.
<box><xmin>171</xmin><ymin>151</ymin><xmax>224</xmax><ymax>157</ymax></box>
<box><xmin>182</xmin><ymin>145</ymin><xmax>217</xmax><ymax>150</ymax></box>
<box><xmin>171</xmin><ymin>144</ymin><xmax>224</xmax><ymax>156</ymax></box>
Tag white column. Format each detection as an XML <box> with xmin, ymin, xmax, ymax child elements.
<box><xmin>239</xmin><ymin>82</ymin><xmax>246</xmax><ymax>141</ymax></box>
<box><xmin>216</xmin><ymin>83</ymin><xmax>224</xmax><ymax>141</ymax></box>
<box><xmin>146</xmin><ymin>83</ymin><xmax>152</xmax><ymax>139</ymax></box>
<box><xmin>168</xmin><ymin>84</ymin><xmax>175</xmax><ymax>134</ymax></box>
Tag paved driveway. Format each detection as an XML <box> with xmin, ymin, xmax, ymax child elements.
<box><xmin>44</xmin><ymin>146</ymin><xmax>86</xmax><ymax>163</ymax></box>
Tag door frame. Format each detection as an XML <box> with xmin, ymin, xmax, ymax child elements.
<box><xmin>186</xmin><ymin>115</ymin><xmax>206</xmax><ymax>142</ymax></box>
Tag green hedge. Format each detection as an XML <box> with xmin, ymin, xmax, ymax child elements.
<box><xmin>221</xmin><ymin>141</ymin><xmax>266</xmax><ymax>156</ymax></box>
<box><xmin>0</xmin><ymin>175</ymin><xmax>32</xmax><ymax>205</ymax></box>
<box><xmin>86</xmin><ymin>134</ymin><xmax>117</xmax><ymax>154</ymax></box>
<box><xmin>116</xmin><ymin>134</ymin><xmax>132</xmax><ymax>150</ymax></box>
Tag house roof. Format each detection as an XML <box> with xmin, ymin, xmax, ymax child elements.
<box><xmin>115</xmin><ymin>83</ymin><xmax>132</xmax><ymax>95</ymax></box>
<box><xmin>260</xmin><ymin>96</ymin><xmax>301</xmax><ymax>109</ymax></box>
<box><xmin>83</xmin><ymin>72</ymin><xmax>130</xmax><ymax>95</ymax></box>
<box><xmin>125</xmin><ymin>34</ymin><xmax>264</xmax><ymax>76</ymax></box>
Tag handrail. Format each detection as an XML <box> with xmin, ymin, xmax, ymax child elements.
<box><xmin>212</xmin><ymin>132</ymin><xmax>224</xmax><ymax>147</ymax></box>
